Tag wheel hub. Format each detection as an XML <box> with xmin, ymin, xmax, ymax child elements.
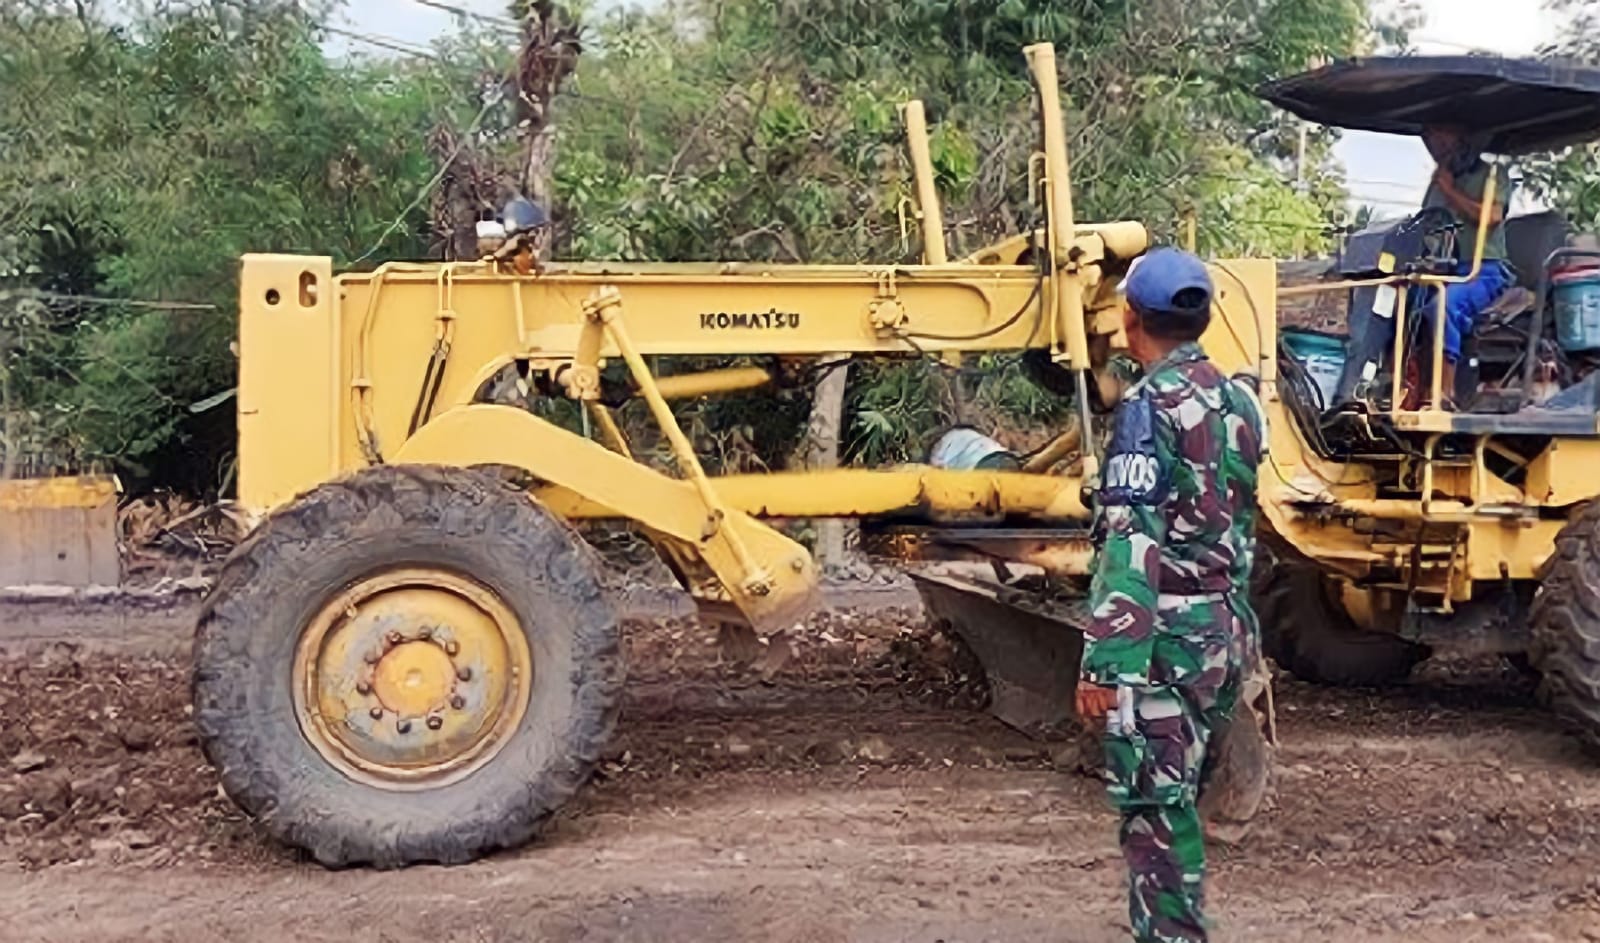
<box><xmin>372</xmin><ymin>641</ymin><xmax>455</xmax><ymax>717</ymax></box>
<box><xmin>292</xmin><ymin>568</ymin><xmax>532</xmax><ymax>789</ymax></box>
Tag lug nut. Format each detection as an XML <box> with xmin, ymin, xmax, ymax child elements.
<box><xmin>356</xmin><ymin>681</ymin><xmax>372</xmax><ymax>696</ymax></box>
<box><xmin>444</xmin><ymin>640</ymin><xmax>459</xmax><ymax>656</ymax></box>
<box><xmin>386</xmin><ymin>630</ymin><xmax>403</xmax><ymax>645</ymax></box>
<box><xmin>365</xmin><ymin>651</ymin><xmax>382</xmax><ymax>665</ymax></box>
<box><xmin>369</xmin><ymin>706</ymin><xmax>384</xmax><ymax>720</ymax></box>
<box><xmin>456</xmin><ymin>666</ymin><xmax>472</xmax><ymax>681</ymax></box>
<box><xmin>449</xmin><ymin>695</ymin><xmax>466</xmax><ymax>710</ymax></box>
<box><xmin>396</xmin><ymin>719</ymin><xmax>412</xmax><ymax>734</ymax></box>
<box><xmin>426</xmin><ymin>715</ymin><xmax>443</xmax><ymax>730</ymax></box>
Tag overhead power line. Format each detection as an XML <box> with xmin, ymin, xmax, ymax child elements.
<box><xmin>321</xmin><ymin>24</ymin><xmax>443</xmax><ymax>60</ymax></box>
<box><xmin>1347</xmin><ymin>192</ymin><xmax>1431</xmax><ymax>209</ymax></box>
<box><xmin>411</xmin><ymin>0</ymin><xmax>520</xmax><ymax>31</ymax></box>
<box><xmin>2</xmin><ymin>289</ymin><xmax>218</xmax><ymax>311</ymax></box>
<box><xmin>349</xmin><ymin>84</ymin><xmax>508</xmax><ymax>265</ymax></box>
<box><xmin>1345</xmin><ymin>178</ymin><xmax>1426</xmax><ymax>193</ymax></box>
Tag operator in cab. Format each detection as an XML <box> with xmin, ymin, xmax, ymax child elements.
<box><xmin>1419</xmin><ymin>124</ymin><xmax>1515</xmax><ymax>406</ymax></box>
<box><xmin>1075</xmin><ymin>248</ymin><xmax>1265</xmax><ymax>943</ymax></box>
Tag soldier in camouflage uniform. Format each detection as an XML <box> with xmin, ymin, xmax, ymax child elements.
<box><xmin>1075</xmin><ymin>247</ymin><xmax>1266</xmax><ymax>943</ymax></box>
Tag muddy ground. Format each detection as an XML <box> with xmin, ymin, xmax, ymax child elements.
<box><xmin>2</xmin><ymin>593</ymin><xmax>1599</xmax><ymax>943</ymax></box>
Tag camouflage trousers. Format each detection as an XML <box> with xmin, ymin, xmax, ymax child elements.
<box><xmin>1103</xmin><ymin>598</ymin><xmax>1244</xmax><ymax>943</ymax></box>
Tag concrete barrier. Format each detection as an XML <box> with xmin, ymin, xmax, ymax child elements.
<box><xmin>0</xmin><ymin>476</ymin><xmax>121</xmax><ymax>587</ymax></box>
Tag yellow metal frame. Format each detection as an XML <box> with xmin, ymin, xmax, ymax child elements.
<box><xmin>233</xmin><ymin>42</ymin><xmax>1600</xmax><ymax>636</ymax></box>
<box><xmin>236</xmin><ymin>42</ymin><xmax>1152</xmax><ymax>632</ymax></box>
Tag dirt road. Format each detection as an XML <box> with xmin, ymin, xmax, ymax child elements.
<box><xmin>2</xmin><ymin>597</ymin><xmax>1598</xmax><ymax>943</ymax></box>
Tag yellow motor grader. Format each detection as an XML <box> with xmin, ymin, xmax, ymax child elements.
<box><xmin>199</xmin><ymin>45</ymin><xmax>1600</xmax><ymax>867</ymax></box>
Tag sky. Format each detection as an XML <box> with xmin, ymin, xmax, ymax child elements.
<box><xmin>329</xmin><ymin>0</ymin><xmax>1564</xmax><ymax>214</ymax></box>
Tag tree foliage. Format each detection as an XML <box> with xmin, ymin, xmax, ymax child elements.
<box><xmin>553</xmin><ymin>0</ymin><xmax>1386</xmax><ymax>464</ymax></box>
<box><xmin>0</xmin><ymin>0</ymin><xmax>457</xmax><ymax>486</ymax></box>
<box><xmin>1525</xmin><ymin>0</ymin><xmax>1600</xmax><ymax>232</ymax></box>
<box><xmin>556</xmin><ymin>0</ymin><xmax>1377</xmax><ymax>264</ymax></box>
<box><xmin>1</xmin><ymin>0</ymin><xmax>1392</xmax><ymax>487</ymax></box>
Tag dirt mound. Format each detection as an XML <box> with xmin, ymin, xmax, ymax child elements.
<box><xmin>603</xmin><ymin>609</ymin><xmax>1084</xmax><ymax>791</ymax></box>
<box><xmin>0</xmin><ymin>648</ymin><xmax>262</xmax><ymax>869</ymax></box>
<box><xmin>623</xmin><ymin>606</ymin><xmax>988</xmax><ymax>709</ymax></box>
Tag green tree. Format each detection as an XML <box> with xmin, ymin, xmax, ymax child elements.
<box><xmin>1</xmin><ymin>0</ymin><xmax>1398</xmax><ymax>485</ymax></box>
<box><xmin>1525</xmin><ymin>0</ymin><xmax>1600</xmax><ymax>231</ymax></box>
<box><xmin>0</xmin><ymin>1</ymin><xmax>464</xmax><ymax>487</ymax></box>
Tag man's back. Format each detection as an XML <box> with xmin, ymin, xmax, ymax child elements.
<box><xmin>1139</xmin><ymin>345</ymin><xmax>1264</xmax><ymax>601</ymax></box>
<box><xmin>1086</xmin><ymin>340</ymin><xmax>1264</xmax><ymax>687</ymax></box>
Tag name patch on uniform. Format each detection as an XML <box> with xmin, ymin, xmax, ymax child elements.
<box><xmin>1105</xmin><ymin>451</ymin><xmax>1160</xmax><ymax>493</ymax></box>
<box><xmin>1100</xmin><ymin>392</ymin><xmax>1168</xmax><ymax>506</ymax></box>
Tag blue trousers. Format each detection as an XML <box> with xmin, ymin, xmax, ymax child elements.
<box><xmin>1418</xmin><ymin>260</ymin><xmax>1514</xmax><ymax>364</ymax></box>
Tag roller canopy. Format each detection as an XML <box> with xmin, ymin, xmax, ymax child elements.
<box><xmin>1260</xmin><ymin>56</ymin><xmax>1600</xmax><ymax>154</ymax></box>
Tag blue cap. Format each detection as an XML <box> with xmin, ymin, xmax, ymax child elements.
<box><xmin>1121</xmin><ymin>247</ymin><xmax>1213</xmax><ymax>318</ymax></box>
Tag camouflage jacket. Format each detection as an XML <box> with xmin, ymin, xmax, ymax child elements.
<box><xmin>1081</xmin><ymin>342</ymin><xmax>1266</xmax><ymax>687</ymax></box>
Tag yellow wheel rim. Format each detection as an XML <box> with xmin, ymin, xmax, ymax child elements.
<box><xmin>292</xmin><ymin>568</ymin><xmax>532</xmax><ymax>790</ymax></box>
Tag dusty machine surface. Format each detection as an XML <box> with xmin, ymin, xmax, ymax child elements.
<box><xmin>199</xmin><ymin>45</ymin><xmax>1600</xmax><ymax>868</ymax></box>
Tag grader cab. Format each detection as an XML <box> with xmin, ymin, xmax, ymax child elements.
<box><xmin>1250</xmin><ymin>56</ymin><xmax>1600</xmax><ymax>726</ymax></box>
<box><xmin>198</xmin><ymin>45</ymin><xmax>1600</xmax><ymax>868</ymax></box>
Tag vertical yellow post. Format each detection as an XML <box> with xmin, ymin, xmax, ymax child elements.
<box><xmin>1462</xmin><ymin>166</ymin><xmax>1499</xmax><ymax>283</ymax></box>
<box><xmin>1024</xmin><ymin>42</ymin><xmax>1097</xmax><ymax>476</ymax></box>
<box><xmin>1430</xmin><ymin>285</ymin><xmax>1449</xmax><ymax>409</ymax></box>
<box><xmin>1424</xmin><ymin>165</ymin><xmax>1499</xmax><ymax>411</ymax></box>
<box><xmin>1024</xmin><ymin>43</ymin><xmax>1087</xmax><ymax>369</ymax></box>
<box><xmin>1025</xmin><ymin>45</ymin><xmax>1077</xmax><ymax>270</ymax></box>
<box><xmin>1390</xmin><ymin>285</ymin><xmax>1409</xmax><ymax>412</ymax></box>
<box><xmin>1182</xmin><ymin>205</ymin><xmax>1198</xmax><ymax>253</ymax></box>
<box><xmin>901</xmin><ymin>100</ymin><xmax>948</xmax><ymax>265</ymax></box>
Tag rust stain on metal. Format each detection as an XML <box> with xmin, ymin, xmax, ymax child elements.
<box><xmin>870</xmin><ymin>527</ymin><xmax>1095</xmax><ymax>577</ymax></box>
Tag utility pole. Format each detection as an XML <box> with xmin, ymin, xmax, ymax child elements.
<box><xmin>427</xmin><ymin>2</ymin><xmax>581</xmax><ymax>262</ymax></box>
<box><xmin>1293</xmin><ymin>121</ymin><xmax>1310</xmax><ymax>260</ymax></box>
<box><xmin>511</xmin><ymin>0</ymin><xmax>582</xmax><ymax>261</ymax></box>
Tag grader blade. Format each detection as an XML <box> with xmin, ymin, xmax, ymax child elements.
<box><xmin>911</xmin><ymin>566</ymin><xmax>1275</xmax><ymax>834</ymax></box>
<box><xmin>909</xmin><ymin>568</ymin><xmax>1085</xmax><ymax>733</ymax></box>
<box><xmin>1198</xmin><ymin>668</ymin><xmax>1276</xmax><ymax>840</ymax></box>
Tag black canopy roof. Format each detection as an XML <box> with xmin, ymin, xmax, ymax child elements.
<box><xmin>1259</xmin><ymin>56</ymin><xmax>1600</xmax><ymax>154</ymax></box>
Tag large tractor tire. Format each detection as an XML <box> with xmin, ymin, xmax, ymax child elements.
<box><xmin>193</xmin><ymin>465</ymin><xmax>623</xmax><ymax>868</ymax></box>
<box><xmin>1528</xmin><ymin>502</ymin><xmax>1600</xmax><ymax>753</ymax></box>
<box><xmin>1254</xmin><ymin>562</ymin><xmax>1426</xmax><ymax>686</ymax></box>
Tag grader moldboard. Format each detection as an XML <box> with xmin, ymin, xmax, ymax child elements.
<box><xmin>200</xmin><ymin>45</ymin><xmax>1600</xmax><ymax>868</ymax></box>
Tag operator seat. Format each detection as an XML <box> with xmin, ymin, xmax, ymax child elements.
<box><xmin>1330</xmin><ymin>211</ymin><xmax>1571</xmax><ymax>411</ymax></box>
<box><xmin>1454</xmin><ymin>212</ymin><xmax>1571</xmax><ymax>409</ymax></box>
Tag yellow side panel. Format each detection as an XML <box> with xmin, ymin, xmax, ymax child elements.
<box><xmin>1210</xmin><ymin>258</ymin><xmax>1386</xmax><ymax>573</ymax></box>
<box><xmin>237</xmin><ymin>255</ymin><xmax>340</xmax><ymax>511</ymax></box>
<box><xmin>1524</xmin><ymin>438</ymin><xmax>1600</xmax><ymax>508</ymax></box>
<box><xmin>1201</xmin><ymin>258</ymin><xmax>1274</xmax><ymax>378</ymax></box>
<box><xmin>1468</xmin><ymin>520</ymin><xmax>1564</xmax><ymax>581</ymax></box>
